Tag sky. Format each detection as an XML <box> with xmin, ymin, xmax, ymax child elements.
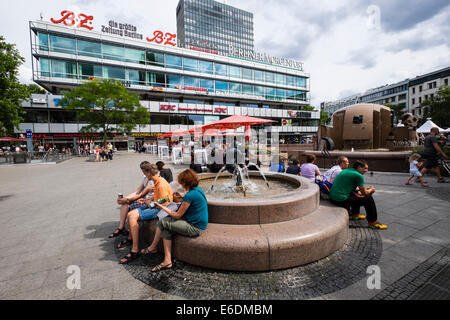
<box><xmin>1</xmin><ymin>0</ymin><xmax>449</xmax><ymax>108</ymax></box>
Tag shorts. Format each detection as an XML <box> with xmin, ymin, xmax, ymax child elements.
<box><xmin>129</xmin><ymin>201</ymin><xmax>147</xmax><ymax>210</ymax></box>
<box><xmin>424</xmin><ymin>156</ymin><xmax>439</xmax><ymax>169</ymax></box>
<box><xmin>137</xmin><ymin>207</ymin><xmax>160</xmax><ymax>221</ymax></box>
<box><xmin>409</xmin><ymin>169</ymin><xmax>422</xmax><ymax>177</ymax></box>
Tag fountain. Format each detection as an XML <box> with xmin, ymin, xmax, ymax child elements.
<box><xmin>142</xmin><ymin>157</ymin><xmax>349</xmax><ymax>271</ymax></box>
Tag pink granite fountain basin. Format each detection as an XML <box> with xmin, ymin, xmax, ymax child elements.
<box><xmin>142</xmin><ymin>172</ymin><xmax>349</xmax><ymax>271</ymax></box>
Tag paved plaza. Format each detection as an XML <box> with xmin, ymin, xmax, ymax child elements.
<box><xmin>0</xmin><ymin>152</ymin><xmax>448</xmax><ymax>300</ymax></box>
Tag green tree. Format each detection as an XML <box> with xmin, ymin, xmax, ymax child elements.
<box><xmin>320</xmin><ymin>110</ymin><xmax>331</xmax><ymax>125</ymax></box>
<box><xmin>302</xmin><ymin>105</ymin><xmax>316</xmax><ymax>111</ymax></box>
<box><xmin>59</xmin><ymin>79</ymin><xmax>150</xmax><ymax>146</ymax></box>
<box><xmin>26</xmin><ymin>84</ymin><xmax>46</xmax><ymax>94</ymax></box>
<box><xmin>0</xmin><ymin>36</ymin><xmax>30</xmax><ymax>136</ymax></box>
<box><xmin>420</xmin><ymin>85</ymin><xmax>450</xmax><ymax>128</ymax></box>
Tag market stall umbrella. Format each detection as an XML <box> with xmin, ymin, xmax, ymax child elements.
<box><xmin>200</xmin><ymin>115</ymin><xmax>276</xmax><ymax>131</ymax></box>
<box><xmin>416</xmin><ymin>119</ymin><xmax>445</xmax><ymax>134</ymax></box>
<box><xmin>159</xmin><ymin>128</ymin><xmax>190</xmax><ymax>138</ymax></box>
<box><xmin>200</xmin><ymin>115</ymin><xmax>276</xmax><ymax>142</ymax></box>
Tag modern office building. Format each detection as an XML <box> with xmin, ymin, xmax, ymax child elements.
<box><xmin>18</xmin><ymin>18</ymin><xmax>315</xmax><ymax>148</ymax></box>
<box><xmin>176</xmin><ymin>0</ymin><xmax>254</xmax><ymax>55</ymax></box>
<box><xmin>408</xmin><ymin>66</ymin><xmax>450</xmax><ymax>117</ymax></box>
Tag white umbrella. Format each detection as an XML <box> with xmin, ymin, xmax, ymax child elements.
<box><xmin>416</xmin><ymin>119</ymin><xmax>445</xmax><ymax>133</ymax></box>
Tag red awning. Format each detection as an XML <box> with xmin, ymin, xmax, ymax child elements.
<box><xmin>0</xmin><ymin>137</ymin><xmax>26</xmax><ymax>142</ymax></box>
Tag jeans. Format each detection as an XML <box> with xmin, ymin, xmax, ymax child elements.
<box><xmin>331</xmin><ymin>193</ymin><xmax>378</xmax><ymax>223</ymax></box>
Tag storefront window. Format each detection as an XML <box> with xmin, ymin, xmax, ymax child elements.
<box><xmin>38</xmin><ymin>33</ymin><xmax>49</xmax><ymax>51</ymax></box>
<box><xmin>149</xmin><ymin>72</ymin><xmax>166</xmax><ymax>87</ymax></box>
<box><xmin>199</xmin><ymin>60</ymin><xmax>213</xmax><ymax>74</ymax></box>
<box><xmin>51</xmin><ymin>60</ymin><xmax>77</xmax><ymax>78</ymax></box>
<box><xmin>215</xmin><ymin>63</ymin><xmax>228</xmax><ymax>76</ymax></box>
<box><xmin>254</xmin><ymin>85</ymin><xmax>264</xmax><ymax>97</ymax></box>
<box><xmin>77</xmin><ymin>39</ymin><xmax>101</xmax><ymax>58</ymax></box>
<box><xmin>265</xmin><ymin>87</ymin><xmax>275</xmax><ymax>100</ymax></box>
<box><xmin>229</xmin><ymin>82</ymin><xmax>241</xmax><ymax>94</ymax></box>
<box><xmin>242</xmin><ymin>84</ymin><xmax>253</xmax><ymax>95</ymax></box>
<box><xmin>295</xmin><ymin>77</ymin><xmax>307</xmax><ymax>88</ymax></box>
<box><xmin>167</xmin><ymin>74</ymin><xmax>183</xmax><ymax>89</ymax></box>
<box><xmin>103</xmin><ymin>66</ymin><xmax>125</xmax><ymax>80</ymax></box>
<box><xmin>78</xmin><ymin>63</ymin><xmax>102</xmax><ymax>80</ymax></box>
<box><xmin>254</xmin><ymin>70</ymin><xmax>264</xmax><ymax>82</ymax></box>
<box><xmin>200</xmin><ymin>79</ymin><xmax>214</xmax><ymax>92</ymax></box>
<box><xmin>275</xmin><ymin>73</ymin><xmax>286</xmax><ymax>85</ymax></box>
<box><xmin>242</xmin><ymin>68</ymin><xmax>253</xmax><ymax>80</ymax></box>
<box><xmin>40</xmin><ymin>58</ymin><xmax>50</xmax><ymax>77</ymax></box>
<box><xmin>166</xmin><ymin>55</ymin><xmax>182</xmax><ymax>70</ymax></box>
<box><xmin>229</xmin><ymin>65</ymin><xmax>241</xmax><ymax>79</ymax></box>
<box><xmin>49</xmin><ymin>35</ymin><xmax>75</xmax><ymax>55</ymax></box>
<box><xmin>184</xmin><ymin>76</ymin><xmax>200</xmax><ymax>88</ymax></box>
<box><xmin>127</xmin><ymin>69</ymin><xmax>146</xmax><ymax>85</ymax></box>
<box><xmin>215</xmin><ymin>80</ymin><xmax>228</xmax><ymax>93</ymax></box>
<box><xmin>265</xmin><ymin>72</ymin><xmax>275</xmax><ymax>84</ymax></box>
<box><xmin>24</xmin><ymin>109</ymin><xmax>48</xmax><ymax>123</ymax></box>
<box><xmin>183</xmin><ymin>57</ymin><xmax>198</xmax><ymax>72</ymax></box>
<box><xmin>146</xmin><ymin>51</ymin><xmax>164</xmax><ymax>67</ymax></box>
<box><xmin>276</xmin><ymin>88</ymin><xmax>285</xmax><ymax>100</ymax></box>
<box><xmin>103</xmin><ymin>44</ymin><xmax>124</xmax><ymax>62</ymax></box>
<box><xmin>286</xmin><ymin>75</ymin><xmax>295</xmax><ymax>87</ymax></box>
<box><xmin>125</xmin><ymin>48</ymin><xmax>146</xmax><ymax>64</ymax></box>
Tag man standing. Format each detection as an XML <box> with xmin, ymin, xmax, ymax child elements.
<box><xmin>324</xmin><ymin>156</ymin><xmax>350</xmax><ymax>184</ymax></box>
<box><xmin>420</xmin><ymin>127</ymin><xmax>448</xmax><ymax>183</ymax></box>
<box><xmin>329</xmin><ymin>160</ymin><xmax>387</xmax><ymax>230</ymax></box>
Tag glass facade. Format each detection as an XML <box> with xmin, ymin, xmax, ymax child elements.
<box><xmin>176</xmin><ymin>0</ymin><xmax>254</xmax><ymax>55</ymax></box>
<box><xmin>36</xmin><ymin>31</ymin><xmax>309</xmax><ymax>103</ymax></box>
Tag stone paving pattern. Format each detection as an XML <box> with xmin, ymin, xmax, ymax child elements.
<box><xmin>0</xmin><ymin>152</ymin><xmax>448</xmax><ymax>300</ymax></box>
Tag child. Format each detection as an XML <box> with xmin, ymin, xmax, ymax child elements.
<box><xmin>406</xmin><ymin>153</ymin><xmax>428</xmax><ymax>187</ymax></box>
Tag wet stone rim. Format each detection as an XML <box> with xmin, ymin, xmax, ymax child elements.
<box><xmin>115</xmin><ymin>219</ymin><xmax>382</xmax><ymax>300</ymax></box>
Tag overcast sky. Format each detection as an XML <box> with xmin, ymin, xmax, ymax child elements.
<box><xmin>1</xmin><ymin>0</ymin><xmax>449</xmax><ymax>107</ymax></box>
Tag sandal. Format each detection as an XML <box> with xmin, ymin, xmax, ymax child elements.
<box><xmin>351</xmin><ymin>214</ymin><xmax>366</xmax><ymax>221</ymax></box>
<box><xmin>140</xmin><ymin>247</ymin><xmax>158</xmax><ymax>255</ymax></box>
<box><xmin>117</xmin><ymin>238</ymin><xmax>132</xmax><ymax>249</ymax></box>
<box><xmin>151</xmin><ymin>262</ymin><xmax>172</xmax><ymax>272</ymax></box>
<box><xmin>119</xmin><ymin>250</ymin><xmax>140</xmax><ymax>264</ymax></box>
<box><xmin>109</xmin><ymin>228</ymin><xmax>128</xmax><ymax>238</ymax></box>
<box><xmin>368</xmin><ymin>222</ymin><xmax>388</xmax><ymax>230</ymax></box>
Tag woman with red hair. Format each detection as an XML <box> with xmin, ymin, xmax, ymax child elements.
<box><xmin>141</xmin><ymin>169</ymin><xmax>208</xmax><ymax>272</ymax></box>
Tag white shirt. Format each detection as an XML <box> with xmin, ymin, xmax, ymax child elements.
<box><xmin>324</xmin><ymin>165</ymin><xmax>343</xmax><ymax>184</ymax></box>
<box><xmin>142</xmin><ymin>177</ymin><xmax>154</xmax><ymax>199</ymax></box>
<box><xmin>410</xmin><ymin>160</ymin><xmax>419</xmax><ymax>172</ymax></box>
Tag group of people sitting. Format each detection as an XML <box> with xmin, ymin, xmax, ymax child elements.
<box><xmin>278</xmin><ymin>154</ymin><xmax>387</xmax><ymax>230</ymax></box>
<box><xmin>109</xmin><ymin>161</ymin><xmax>208</xmax><ymax>271</ymax></box>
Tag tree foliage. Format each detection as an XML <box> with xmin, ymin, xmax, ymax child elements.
<box><xmin>420</xmin><ymin>85</ymin><xmax>450</xmax><ymax>128</ymax></box>
<box><xmin>320</xmin><ymin>110</ymin><xmax>331</xmax><ymax>125</ymax></box>
<box><xmin>59</xmin><ymin>79</ymin><xmax>150</xmax><ymax>146</ymax></box>
<box><xmin>302</xmin><ymin>105</ymin><xmax>316</xmax><ymax>111</ymax></box>
<box><xmin>384</xmin><ymin>103</ymin><xmax>406</xmax><ymax>126</ymax></box>
<box><xmin>0</xmin><ymin>36</ymin><xmax>30</xmax><ymax>136</ymax></box>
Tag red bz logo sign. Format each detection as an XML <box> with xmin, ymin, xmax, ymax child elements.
<box><xmin>160</xmin><ymin>105</ymin><xmax>176</xmax><ymax>111</ymax></box>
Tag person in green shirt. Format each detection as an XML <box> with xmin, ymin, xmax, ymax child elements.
<box><xmin>329</xmin><ymin>160</ymin><xmax>387</xmax><ymax>230</ymax></box>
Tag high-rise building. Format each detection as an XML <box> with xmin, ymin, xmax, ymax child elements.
<box><xmin>176</xmin><ymin>0</ymin><xmax>254</xmax><ymax>55</ymax></box>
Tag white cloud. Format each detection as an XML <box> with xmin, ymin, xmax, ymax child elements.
<box><xmin>1</xmin><ymin>0</ymin><xmax>449</xmax><ymax>108</ymax></box>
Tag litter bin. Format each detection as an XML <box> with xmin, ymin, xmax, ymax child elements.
<box><xmin>13</xmin><ymin>152</ymin><xmax>28</xmax><ymax>164</ymax></box>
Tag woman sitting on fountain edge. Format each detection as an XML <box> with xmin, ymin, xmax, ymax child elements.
<box><xmin>141</xmin><ymin>169</ymin><xmax>209</xmax><ymax>272</ymax></box>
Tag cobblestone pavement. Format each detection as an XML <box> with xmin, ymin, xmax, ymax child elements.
<box><xmin>0</xmin><ymin>153</ymin><xmax>448</xmax><ymax>300</ymax></box>
<box><xmin>116</xmin><ymin>219</ymin><xmax>382</xmax><ymax>300</ymax></box>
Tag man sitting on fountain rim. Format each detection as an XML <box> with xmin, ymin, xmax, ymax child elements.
<box><xmin>329</xmin><ymin>160</ymin><xmax>387</xmax><ymax>230</ymax></box>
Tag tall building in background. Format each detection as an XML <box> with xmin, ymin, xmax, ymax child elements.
<box><xmin>176</xmin><ymin>0</ymin><xmax>254</xmax><ymax>55</ymax></box>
